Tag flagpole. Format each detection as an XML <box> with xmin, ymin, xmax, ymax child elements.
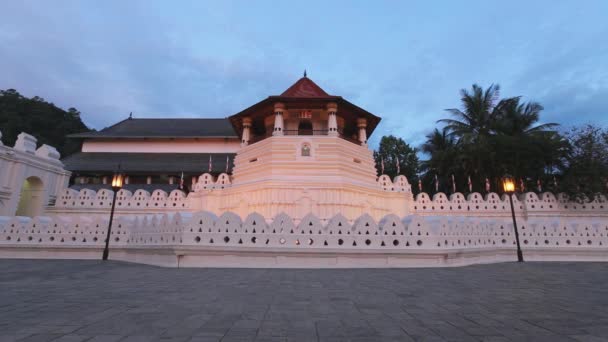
<box><xmin>451</xmin><ymin>174</ymin><xmax>456</xmax><ymax>194</ymax></box>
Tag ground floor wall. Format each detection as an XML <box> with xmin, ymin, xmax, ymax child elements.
<box><xmin>189</xmin><ymin>180</ymin><xmax>412</xmax><ymax>222</ymax></box>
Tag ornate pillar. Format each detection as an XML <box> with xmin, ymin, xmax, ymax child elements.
<box><xmin>357</xmin><ymin>118</ymin><xmax>368</xmax><ymax>145</ymax></box>
<box><xmin>327</xmin><ymin>102</ymin><xmax>338</xmax><ymax>136</ymax></box>
<box><xmin>241</xmin><ymin>117</ymin><xmax>252</xmax><ymax>146</ymax></box>
<box><xmin>272</xmin><ymin>103</ymin><xmax>285</xmax><ymax>136</ymax></box>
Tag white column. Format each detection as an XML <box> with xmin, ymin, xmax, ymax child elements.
<box><xmin>169</xmin><ymin>176</ymin><xmax>174</xmax><ymax>185</ymax></box>
<box><xmin>242</xmin><ymin>117</ymin><xmax>252</xmax><ymax>146</ymax></box>
<box><xmin>102</xmin><ymin>176</ymin><xmax>108</xmax><ymax>184</ymax></box>
<box><xmin>272</xmin><ymin>103</ymin><xmax>285</xmax><ymax>136</ymax></box>
<box><xmin>357</xmin><ymin>118</ymin><xmax>368</xmax><ymax>145</ymax></box>
<box><xmin>327</xmin><ymin>102</ymin><xmax>338</xmax><ymax>136</ymax></box>
<box><xmin>124</xmin><ymin>176</ymin><xmax>130</xmax><ymax>185</ymax></box>
<box><xmin>146</xmin><ymin>176</ymin><xmax>152</xmax><ymax>184</ymax></box>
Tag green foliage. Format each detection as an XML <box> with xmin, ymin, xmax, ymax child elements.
<box><xmin>0</xmin><ymin>89</ymin><xmax>90</xmax><ymax>157</ymax></box>
<box><xmin>373</xmin><ymin>135</ymin><xmax>419</xmax><ymax>182</ymax></box>
<box><xmin>425</xmin><ymin>84</ymin><xmax>567</xmax><ymax>195</ymax></box>
<box><xmin>560</xmin><ymin>125</ymin><xmax>608</xmax><ymax>201</ymax></box>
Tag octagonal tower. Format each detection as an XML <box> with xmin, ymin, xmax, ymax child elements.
<box><xmin>190</xmin><ymin>76</ymin><xmax>412</xmax><ymax>221</ymax></box>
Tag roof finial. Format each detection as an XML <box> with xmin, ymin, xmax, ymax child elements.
<box><xmin>129</xmin><ymin>112</ymin><xmax>132</xmax><ymax>119</ymax></box>
<box><xmin>303</xmin><ymin>69</ymin><xmax>307</xmax><ymax>78</ymax></box>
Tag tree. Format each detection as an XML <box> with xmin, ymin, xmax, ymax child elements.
<box><xmin>420</xmin><ymin>127</ymin><xmax>458</xmax><ymax>176</ymax></box>
<box><xmin>419</xmin><ymin>127</ymin><xmax>464</xmax><ymax>194</ymax></box>
<box><xmin>492</xmin><ymin>97</ymin><xmax>564</xmax><ymax>185</ymax></box>
<box><xmin>374</xmin><ymin>135</ymin><xmax>419</xmax><ymax>183</ymax></box>
<box><xmin>560</xmin><ymin>125</ymin><xmax>608</xmax><ymax>200</ymax></box>
<box><xmin>0</xmin><ymin>89</ymin><xmax>90</xmax><ymax>157</ymax></box>
<box><xmin>436</xmin><ymin>84</ymin><xmax>506</xmax><ymax>185</ymax></box>
<box><xmin>438</xmin><ymin>84</ymin><xmax>503</xmax><ymax>143</ymax></box>
<box><xmin>428</xmin><ymin>84</ymin><xmax>564</xmax><ymax>194</ymax></box>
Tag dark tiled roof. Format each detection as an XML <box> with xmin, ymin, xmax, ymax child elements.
<box><xmin>68</xmin><ymin>118</ymin><xmax>238</xmax><ymax>139</ymax></box>
<box><xmin>62</xmin><ymin>152</ymin><xmax>235</xmax><ymax>174</ymax></box>
<box><xmin>69</xmin><ymin>183</ymin><xmax>181</xmax><ymax>193</ymax></box>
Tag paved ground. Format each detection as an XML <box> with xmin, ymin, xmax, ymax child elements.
<box><xmin>1</xmin><ymin>260</ymin><xmax>608</xmax><ymax>342</ymax></box>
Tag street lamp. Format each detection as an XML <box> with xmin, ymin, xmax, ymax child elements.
<box><xmin>102</xmin><ymin>171</ymin><xmax>124</xmax><ymax>260</ymax></box>
<box><xmin>502</xmin><ymin>177</ymin><xmax>524</xmax><ymax>262</ymax></box>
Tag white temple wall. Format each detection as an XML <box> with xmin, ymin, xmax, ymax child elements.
<box><xmin>45</xmin><ymin>172</ymin><xmax>607</xmax><ymax>223</ymax></box>
<box><xmin>81</xmin><ymin>138</ymin><xmax>240</xmax><ymax>153</ymax></box>
<box><xmin>2</xmin><ymin>211</ymin><xmax>607</xmax><ymax>268</ymax></box>
<box><xmin>0</xmin><ymin>131</ymin><xmax>70</xmax><ymax>217</ymax></box>
<box><xmin>189</xmin><ymin>181</ymin><xmax>410</xmax><ymax>222</ymax></box>
<box><xmin>231</xmin><ymin>136</ymin><xmax>379</xmax><ymax>187</ymax></box>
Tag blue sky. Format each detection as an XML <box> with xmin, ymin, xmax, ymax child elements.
<box><xmin>1</xmin><ymin>1</ymin><xmax>607</xmax><ymax>147</ymax></box>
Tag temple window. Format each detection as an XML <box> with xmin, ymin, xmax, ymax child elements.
<box><xmin>298</xmin><ymin>120</ymin><xmax>313</xmax><ymax>135</ymax></box>
<box><xmin>301</xmin><ymin>144</ymin><xmax>311</xmax><ymax>157</ymax></box>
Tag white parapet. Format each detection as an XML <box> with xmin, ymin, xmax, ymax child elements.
<box><xmin>2</xmin><ymin>210</ymin><xmax>607</xmax><ymax>268</ymax></box>
<box><xmin>35</xmin><ymin>144</ymin><xmax>61</xmax><ymax>160</ymax></box>
<box><xmin>14</xmin><ymin>132</ymin><xmax>37</xmax><ymax>154</ymax></box>
<box><xmin>1</xmin><ymin>131</ymin><xmax>71</xmax><ymax>217</ymax></box>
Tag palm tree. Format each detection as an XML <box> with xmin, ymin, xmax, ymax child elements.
<box><xmin>492</xmin><ymin>97</ymin><xmax>563</xmax><ymax>185</ymax></box>
<box><xmin>432</xmin><ymin>83</ymin><xmax>566</xmax><ymax>193</ymax></box>
<box><xmin>494</xmin><ymin>97</ymin><xmax>558</xmax><ymax>136</ymax></box>
<box><xmin>421</xmin><ymin>127</ymin><xmax>455</xmax><ymax>156</ymax></box>
<box><xmin>435</xmin><ymin>84</ymin><xmax>508</xmax><ymax>183</ymax></box>
<box><xmin>438</xmin><ymin>84</ymin><xmax>505</xmax><ymax>143</ymax></box>
<box><xmin>420</xmin><ymin>128</ymin><xmax>460</xmax><ymax>193</ymax></box>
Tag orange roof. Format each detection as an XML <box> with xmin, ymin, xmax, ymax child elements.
<box><xmin>280</xmin><ymin>76</ymin><xmax>332</xmax><ymax>98</ymax></box>
<box><xmin>228</xmin><ymin>76</ymin><xmax>381</xmax><ymax>138</ymax></box>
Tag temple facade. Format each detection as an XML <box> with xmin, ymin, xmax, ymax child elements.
<box><xmin>62</xmin><ymin>76</ymin><xmax>413</xmax><ymax>220</ymax></box>
<box><xmin>64</xmin><ymin>118</ymin><xmax>240</xmax><ymax>192</ymax></box>
<box><xmin>1</xmin><ymin>76</ymin><xmax>607</xmax><ymax>268</ymax></box>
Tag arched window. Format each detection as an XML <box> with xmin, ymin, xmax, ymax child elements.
<box><xmin>301</xmin><ymin>144</ymin><xmax>311</xmax><ymax>157</ymax></box>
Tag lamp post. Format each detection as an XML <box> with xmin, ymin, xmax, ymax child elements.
<box><xmin>503</xmin><ymin>177</ymin><xmax>524</xmax><ymax>262</ymax></box>
<box><xmin>102</xmin><ymin>171</ymin><xmax>124</xmax><ymax>261</ymax></box>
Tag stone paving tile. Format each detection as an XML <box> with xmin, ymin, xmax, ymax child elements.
<box><xmin>1</xmin><ymin>260</ymin><xmax>608</xmax><ymax>341</ymax></box>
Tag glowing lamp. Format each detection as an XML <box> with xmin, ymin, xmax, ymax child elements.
<box><xmin>103</xmin><ymin>167</ymin><xmax>124</xmax><ymax>261</ymax></box>
<box><xmin>503</xmin><ymin>175</ymin><xmax>524</xmax><ymax>262</ymax></box>
<box><xmin>503</xmin><ymin>178</ymin><xmax>515</xmax><ymax>193</ymax></box>
<box><xmin>111</xmin><ymin>173</ymin><xmax>124</xmax><ymax>190</ymax></box>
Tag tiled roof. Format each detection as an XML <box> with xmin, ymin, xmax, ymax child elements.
<box><xmin>62</xmin><ymin>152</ymin><xmax>236</xmax><ymax>174</ymax></box>
<box><xmin>68</xmin><ymin>118</ymin><xmax>238</xmax><ymax>139</ymax></box>
<box><xmin>280</xmin><ymin>77</ymin><xmax>332</xmax><ymax>98</ymax></box>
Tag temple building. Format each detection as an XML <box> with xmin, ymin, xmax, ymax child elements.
<box><xmin>63</xmin><ymin>75</ymin><xmax>379</xmax><ymax>191</ymax></box>
<box><xmin>3</xmin><ymin>75</ymin><xmax>607</xmax><ymax>269</ymax></box>
<box><xmin>62</xmin><ymin>75</ymin><xmax>412</xmax><ymax>220</ymax></box>
<box><xmin>63</xmin><ymin>118</ymin><xmax>239</xmax><ymax>192</ymax></box>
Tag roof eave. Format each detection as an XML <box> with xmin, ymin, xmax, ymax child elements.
<box><xmin>67</xmin><ymin>135</ymin><xmax>238</xmax><ymax>139</ymax></box>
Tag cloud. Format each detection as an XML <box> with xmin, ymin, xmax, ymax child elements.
<box><xmin>0</xmin><ymin>0</ymin><xmax>606</xmax><ymax>147</ymax></box>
